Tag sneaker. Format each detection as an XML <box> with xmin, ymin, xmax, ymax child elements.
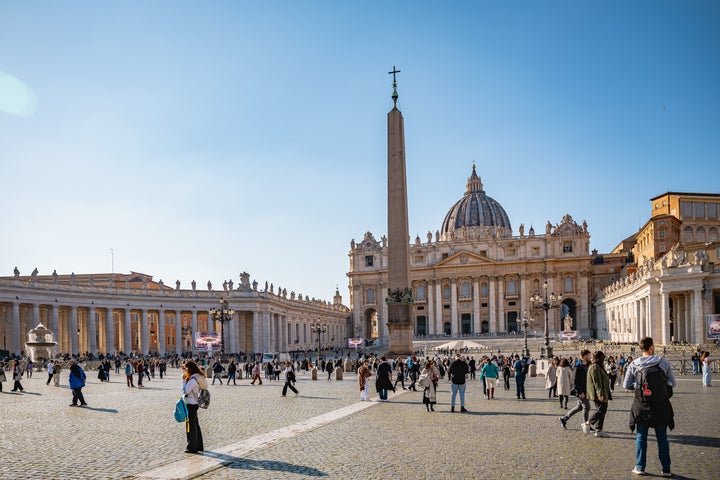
<box><xmin>559</xmin><ymin>417</ymin><xmax>567</xmax><ymax>429</ymax></box>
<box><xmin>594</xmin><ymin>430</ymin><xmax>609</xmax><ymax>437</ymax></box>
<box><xmin>460</xmin><ymin>407</ymin><xmax>468</xmax><ymax>413</ymax></box>
<box><xmin>631</xmin><ymin>467</ymin><xmax>645</xmax><ymax>475</ymax></box>
<box><xmin>581</xmin><ymin>422</ymin><xmax>590</xmax><ymax>434</ymax></box>
<box><xmin>660</xmin><ymin>472</ymin><xmax>672</xmax><ymax>478</ymax></box>
<box><xmin>451</xmin><ymin>407</ymin><xmax>455</xmax><ymax>412</ymax></box>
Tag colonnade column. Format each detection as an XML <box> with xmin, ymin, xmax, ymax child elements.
<box><xmin>191</xmin><ymin>310</ymin><xmax>198</xmax><ymax>351</ymax></box>
<box><xmin>87</xmin><ymin>306</ymin><xmax>97</xmax><ymax>355</ymax></box>
<box><xmin>141</xmin><ymin>309</ymin><xmax>149</xmax><ymax>355</ymax></box>
<box><xmin>427</xmin><ymin>281</ymin><xmax>435</xmax><ymax>335</ymax></box>
<box><xmin>158</xmin><ymin>309</ymin><xmax>166</xmax><ymax>355</ymax></box>
<box><xmin>261</xmin><ymin>311</ymin><xmax>271</xmax><ymax>353</ymax></box>
<box><xmin>175</xmin><ymin>312</ymin><xmax>183</xmax><ymax>355</ymax></box>
<box><xmin>123</xmin><ymin>309</ymin><xmax>132</xmax><ymax>355</ymax></box>
<box><xmin>488</xmin><ymin>276</ymin><xmax>496</xmax><ymax>333</ymax></box>
<box><xmin>32</xmin><ymin>303</ymin><xmax>41</xmax><ymax>326</ymax></box>
<box><xmin>660</xmin><ymin>292</ymin><xmax>670</xmax><ymax>345</ymax></box>
<box><xmin>105</xmin><ymin>309</ymin><xmax>115</xmax><ymax>355</ymax></box>
<box><xmin>69</xmin><ymin>306</ymin><xmax>79</xmax><ymax>355</ymax></box>
<box><xmin>450</xmin><ymin>279</ymin><xmax>458</xmax><ymax>335</ymax></box>
<box><xmin>51</xmin><ymin>305</ymin><xmax>59</xmax><ymax>346</ymax></box>
<box><xmin>693</xmin><ymin>288</ymin><xmax>704</xmax><ymax>344</ymax></box>
<box><xmin>228</xmin><ymin>313</ymin><xmax>237</xmax><ymax>354</ymax></box>
<box><xmin>10</xmin><ymin>302</ymin><xmax>20</xmax><ymax>354</ymax></box>
<box><xmin>434</xmin><ymin>282</ymin><xmax>442</xmax><ymax>334</ymax></box>
<box><xmin>252</xmin><ymin>311</ymin><xmax>260</xmax><ymax>354</ymax></box>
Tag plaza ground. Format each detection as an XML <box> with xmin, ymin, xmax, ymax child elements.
<box><xmin>1</xmin><ymin>360</ymin><xmax>718</xmax><ymax>480</ymax></box>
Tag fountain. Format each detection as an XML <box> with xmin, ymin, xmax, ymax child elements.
<box><xmin>25</xmin><ymin>323</ymin><xmax>57</xmax><ymax>362</ymax></box>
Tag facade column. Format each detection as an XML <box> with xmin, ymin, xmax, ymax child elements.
<box><xmin>488</xmin><ymin>276</ymin><xmax>497</xmax><ymax>333</ymax></box>
<box><xmin>472</xmin><ymin>278</ymin><xmax>480</xmax><ymax>334</ymax></box>
<box><xmin>158</xmin><ymin>309</ymin><xmax>166</xmax><ymax>355</ymax></box>
<box><xmin>175</xmin><ymin>311</ymin><xmax>183</xmax><ymax>355</ymax></box>
<box><xmin>207</xmin><ymin>311</ymin><xmax>214</xmax><ymax>333</ymax></box>
<box><xmin>105</xmin><ymin>308</ymin><xmax>115</xmax><ymax>355</ymax></box>
<box><xmin>497</xmin><ymin>277</ymin><xmax>505</xmax><ymax>333</ymax></box>
<box><xmin>141</xmin><ymin>309</ymin><xmax>149</xmax><ymax>355</ymax></box>
<box><xmin>191</xmin><ymin>310</ymin><xmax>198</xmax><ymax>352</ymax></box>
<box><xmin>87</xmin><ymin>306</ymin><xmax>98</xmax><ymax>355</ymax></box>
<box><xmin>69</xmin><ymin>306</ymin><xmax>79</xmax><ymax>355</ymax></box>
<box><xmin>660</xmin><ymin>292</ymin><xmax>670</xmax><ymax>345</ymax></box>
<box><xmin>123</xmin><ymin>309</ymin><xmax>132</xmax><ymax>355</ymax></box>
<box><xmin>434</xmin><ymin>281</ymin><xmax>442</xmax><ymax>334</ymax></box>
<box><xmin>32</xmin><ymin>303</ymin><xmax>41</xmax><ymax>326</ymax></box>
<box><xmin>380</xmin><ymin>283</ymin><xmax>388</xmax><ymax>342</ymax></box>
<box><xmin>252</xmin><ymin>310</ymin><xmax>260</xmax><ymax>354</ymax></box>
<box><xmin>427</xmin><ymin>281</ymin><xmax>435</xmax><ymax>335</ymax></box>
<box><xmin>450</xmin><ymin>278</ymin><xmax>458</xmax><ymax>335</ymax></box>
<box><xmin>261</xmin><ymin>310</ymin><xmax>271</xmax><ymax>353</ymax></box>
<box><xmin>693</xmin><ymin>288</ymin><xmax>704</xmax><ymax>344</ymax></box>
<box><xmin>228</xmin><ymin>312</ymin><xmax>237</xmax><ymax>354</ymax></box>
<box><xmin>51</xmin><ymin>304</ymin><xmax>60</xmax><ymax>346</ymax></box>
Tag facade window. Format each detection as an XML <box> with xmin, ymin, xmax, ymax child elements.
<box><xmin>507</xmin><ymin>279</ymin><xmax>517</xmax><ymax>295</ymax></box>
<box><xmin>697</xmin><ymin>227</ymin><xmax>706</xmax><ymax>243</ymax></box>
<box><xmin>680</xmin><ymin>201</ymin><xmax>693</xmax><ymax>218</ymax></box>
<box><xmin>659</xmin><ymin>246</ymin><xmax>666</xmax><ymax>252</ymax></box>
<box><xmin>365</xmin><ymin>255</ymin><xmax>373</xmax><ymax>267</ymax></box>
<box><xmin>416</xmin><ymin>284</ymin><xmax>426</xmax><ymax>300</ymax></box>
<box><xmin>683</xmin><ymin>226</ymin><xmax>693</xmax><ymax>243</ymax></box>
<box><xmin>658</xmin><ymin>230</ymin><xmax>667</xmax><ymax>238</ymax></box>
<box><xmin>564</xmin><ymin>277</ymin><xmax>574</xmax><ymax>293</ymax></box>
<box><xmin>479</xmin><ymin>250</ymin><xmax>488</xmax><ymax>257</ymax></box>
<box><xmin>709</xmin><ymin>227</ymin><xmax>718</xmax><ymax>243</ymax></box>
<box><xmin>460</xmin><ymin>282</ymin><xmax>471</xmax><ymax>297</ymax></box>
<box><xmin>531</xmin><ymin>247</ymin><xmax>540</xmax><ymax>256</ymax></box>
<box><xmin>443</xmin><ymin>285</ymin><xmax>451</xmax><ymax>299</ymax></box>
<box><xmin>481</xmin><ymin>283</ymin><xmax>488</xmax><ymax>297</ymax></box>
<box><xmin>694</xmin><ymin>202</ymin><xmax>706</xmax><ymax>218</ymax></box>
<box><xmin>366</xmin><ymin>288</ymin><xmax>375</xmax><ymax>304</ymax></box>
<box><xmin>414</xmin><ymin>255</ymin><xmax>424</xmax><ymax>263</ymax></box>
<box><xmin>505</xmin><ymin>248</ymin><xmax>517</xmax><ymax>257</ymax></box>
<box><xmin>563</xmin><ymin>241</ymin><xmax>573</xmax><ymax>253</ymax></box>
<box><xmin>707</xmin><ymin>202</ymin><xmax>718</xmax><ymax>219</ymax></box>
<box><xmin>442</xmin><ymin>253</ymin><xmax>449</xmax><ymax>260</ymax></box>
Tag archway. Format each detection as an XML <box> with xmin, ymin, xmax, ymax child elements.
<box><xmin>443</xmin><ymin>322</ymin><xmax>451</xmax><ymax>336</ymax></box>
<box><xmin>364</xmin><ymin>308</ymin><xmax>378</xmax><ymax>339</ymax></box>
<box><xmin>560</xmin><ymin>299</ymin><xmax>578</xmax><ymax>330</ymax></box>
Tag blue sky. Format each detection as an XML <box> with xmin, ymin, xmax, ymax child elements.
<box><xmin>1</xmin><ymin>1</ymin><xmax>719</xmax><ymax>302</ymax></box>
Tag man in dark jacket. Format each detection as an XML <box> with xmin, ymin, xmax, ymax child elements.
<box><xmin>449</xmin><ymin>354</ymin><xmax>469</xmax><ymax>412</ymax></box>
<box><xmin>623</xmin><ymin>336</ymin><xmax>676</xmax><ymax>477</ymax></box>
<box><xmin>559</xmin><ymin>349</ymin><xmax>591</xmax><ymax>430</ymax></box>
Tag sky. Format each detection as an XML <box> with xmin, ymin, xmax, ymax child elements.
<box><xmin>1</xmin><ymin>1</ymin><xmax>719</xmax><ymax>302</ymax></box>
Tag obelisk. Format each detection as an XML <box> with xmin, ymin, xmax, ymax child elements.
<box><xmin>385</xmin><ymin>66</ymin><xmax>414</xmax><ymax>355</ymax></box>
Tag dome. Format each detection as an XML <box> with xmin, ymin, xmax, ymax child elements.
<box><xmin>440</xmin><ymin>165</ymin><xmax>512</xmax><ymax>240</ymax></box>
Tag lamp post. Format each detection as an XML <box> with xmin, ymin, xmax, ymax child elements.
<box><xmin>310</xmin><ymin>321</ymin><xmax>327</xmax><ymax>363</ymax></box>
<box><xmin>530</xmin><ymin>280</ymin><xmax>562</xmax><ymax>359</ymax></box>
<box><xmin>521</xmin><ymin>310</ymin><xmax>532</xmax><ymax>358</ymax></box>
<box><xmin>208</xmin><ymin>298</ymin><xmax>235</xmax><ymax>355</ymax></box>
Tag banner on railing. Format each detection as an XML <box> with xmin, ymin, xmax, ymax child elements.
<box><xmin>707</xmin><ymin>314</ymin><xmax>720</xmax><ymax>340</ymax></box>
<box><xmin>347</xmin><ymin>337</ymin><xmax>364</xmax><ymax>348</ymax></box>
<box><xmin>194</xmin><ymin>331</ymin><xmax>221</xmax><ymax>352</ymax></box>
<box><xmin>559</xmin><ymin>330</ymin><xmax>579</xmax><ymax>341</ymax></box>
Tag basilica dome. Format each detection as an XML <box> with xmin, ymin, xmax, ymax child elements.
<box><xmin>440</xmin><ymin>165</ymin><xmax>512</xmax><ymax>240</ymax></box>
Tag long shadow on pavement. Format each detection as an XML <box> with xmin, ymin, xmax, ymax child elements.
<box><xmin>201</xmin><ymin>451</ymin><xmax>327</xmax><ymax>476</ymax></box>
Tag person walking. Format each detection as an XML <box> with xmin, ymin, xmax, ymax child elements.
<box><xmin>358</xmin><ymin>359</ymin><xmax>372</xmax><ymax>401</ymax></box>
<box><xmin>502</xmin><ymin>359</ymin><xmax>511</xmax><ymax>390</ymax></box>
<box><xmin>559</xmin><ymin>350</ymin><xmax>591</xmax><ymax>430</ymax></box>
<box><xmin>182</xmin><ymin>360</ymin><xmax>207</xmax><ymax>454</ymax></box>
<box><xmin>512</xmin><ymin>355</ymin><xmax>526</xmax><ymax>399</ymax></box>
<box><xmin>0</xmin><ymin>361</ymin><xmax>7</xmax><ymax>392</ymax></box>
<box><xmin>325</xmin><ymin>359</ymin><xmax>334</xmax><ymax>381</ymax></box>
<box><xmin>52</xmin><ymin>361</ymin><xmax>62</xmax><ymax>387</ymax></box>
<box><xmin>136</xmin><ymin>360</ymin><xmax>145</xmax><ymax>388</ymax></box>
<box><xmin>584</xmin><ymin>351</ymin><xmax>611</xmax><ymax>437</ymax></box>
<box><xmin>68</xmin><ymin>360</ymin><xmax>88</xmax><ymax>407</ymax></box>
<box><xmin>701</xmin><ymin>351</ymin><xmax>711</xmax><ymax>386</ymax></box>
<box><xmin>623</xmin><ymin>336</ymin><xmax>677</xmax><ymax>477</ymax></box>
<box><xmin>11</xmin><ymin>360</ymin><xmax>24</xmax><ymax>392</ymax></box>
<box><xmin>418</xmin><ymin>359</ymin><xmax>440</xmax><ymax>411</ymax></box>
<box><xmin>124</xmin><ymin>360</ymin><xmax>135</xmax><ymax>387</ymax></box>
<box><xmin>545</xmin><ymin>357</ymin><xmax>558</xmax><ymax>398</ymax></box>
<box><xmin>556</xmin><ymin>358</ymin><xmax>573</xmax><ymax>409</ymax></box>
<box><xmin>480</xmin><ymin>356</ymin><xmax>499</xmax><ymax>400</ymax></box>
<box><xmin>46</xmin><ymin>359</ymin><xmax>55</xmax><ymax>385</ymax></box>
<box><xmin>211</xmin><ymin>359</ymin><xmax>224</xmax><ymax>385</ymax></box>
<box><xmin>606</xmin><ymin>355</ymin><xmax>618</xmax><ymax>392</ymax></box>
<box><xmin>449</xmin><ymin>354</ymin><xmax>469</xmax><ymax>412</ymax></box>
<box><xmin>227</xmin><ymin>361</ymin><xmax>237</xmax><ymax>385</ymax></box>
<box><xmin>250</xmin><ymin>361</ymin><xmax>262</xmax><ymax>385</ymax></box>
<box><xmin>281</xmin><ymin>361</ymin><xmax>299</xmax><ymax>397</ymax></box>
<box><xmin>393</xmin><ymin>358</ymin><xmax>406</xmax><ymax>390</ymax></box>
<box><xmin>375</xmin><ymin>356</ymin><xmax>394</xmax><ymax>401</ymax></box>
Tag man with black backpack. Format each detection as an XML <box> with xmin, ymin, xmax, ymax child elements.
<box><xmin>623</xmin><ymin>336</ymin><xmax>676</xmax><ymax>477</ymax></box>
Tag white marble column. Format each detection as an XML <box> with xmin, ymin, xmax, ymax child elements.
<box><xmin>435</xmin><ymin>282</ymin><xmax>442</xmax><ymax>334</ymax></box>
<box><xmin>261</xmin><ymin>311</ymin><xmax>271</xmax><ymax>353</ymax></box>
<box><xmin>175</xmin><ymin>311</ymin><xmax>183</xmax><ymax>355</ymax></box>
<box><xmin>450</xmin><ymin>279</ymin><xmax>458</xmax><ymax>335</ymax></box>
<box><xmin>252</xmin><ymin>310</ymin><xmax>260</xmax><ymax>354</ymax></box>
<box><xmin>228</xmin><ymin>312</ymin><xmax>237</xmax><ymax>353</ymax></box>
<box><xmin>191</xmin><ymin>310</ymin><xmax>198</xmax><ymax>351</ymax></box>
<box><xmin>141</xmin><ymin>309</ymin><xmax>149</xmax><ymax>355</ymax></box>
<box><xmin>10</xmin><ymin>302</ymin><xmax>21</xmax><ymax>354</ymax></box>
<box><xmin>380</xmin><ymin>283</ymin><xmax>388</xmax><ymax>341</ymax></box>
<box><xmin>32</xmin><ymin>303</ymin><xmax>41</xmax><ymax>326</ymax></box>
<box><xmin>488</xmin><ymin>276</ymin><xmax>497</xmax><ymax>333</ymax></box>
<box><xmin>693</xmin><ymin>288</ymin><xmax>704</xmax><ymax>344</ymax></box>
<box><xmin>207</xmin><ymin>311</ymin><xmax>214</xmax><ymax>333</ymax></box>
<box><xmin>660</xmin><ymin>292</ymin><xmax>670</xmax><ymax>344</ymax></box>
<box><xmin>497</xmin><ymin>277</ymin><xmax>505</xmax><ymax>332</ymax></box>
<box><xmin>51</xmin><ymin>304</ymin><xmax>60</xmax><ymax>345</ymax></box>
<box><xmin>87</xmin><ymin>306</ymin><xmax>97</xmax><ymax>355</ymax></box>
<box><xmin>427</xmin><ymin>281</ymin><xmax>435</xmax><ymax>335</ymax></box>
<box><xmin>158</xmin><ymin>309</ymin><xmax>166</xmax><ymax>355</ymax></box>
<box><xmin>69</xmin><ymin>306</ymin><xmax>79</xmax><ymax>355</ymax></box>
<box><xmin>473</xmin><ymin>278</ymin><xmax>480</xmax><ymax>334</ymax></box>
<box><xmin>123</xmin><ymin>309</ymin><xmax>132</xmax><ymax>355</ymax></box>
<box><xmin>105</xmin><ymin>308</ymin><xmax>115</xmax><ymax>355</ymax></box>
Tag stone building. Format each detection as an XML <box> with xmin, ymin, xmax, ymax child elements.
<box><xmin>0</xmin><ymin>270</ymin><xmax>349</xmax><ymax>357</ymax></box>
<box><xmin>348</xmin><ymin>165</ymin><xmax>594</xmax><ymax>344</ymax></box>
<box><xmin>594</xmin><ymin>192</ymin><xmax>720</xmax><ymax>344</ymax></box>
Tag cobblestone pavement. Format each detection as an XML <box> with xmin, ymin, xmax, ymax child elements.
<box><xmin>1</xmin><ymin>367</ymin><xmax>718</xmax><ymax>480</ymax></box>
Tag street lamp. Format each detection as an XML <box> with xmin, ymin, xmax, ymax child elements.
<box><xmin>310</xmin><ymin>321</ymin><xmax>327</xmax><ymax>363</ymax></box>
<box><xmin>530</xmin><ymin>280</ymin><xmax>562</xmax><ymax>358</ymax></box>
<box><xmin>521</xmin><ymin>310</ymin><xmax>532</xmax><ymax>358</ymax></box>
<box><xmin>208</xmin><ymin>298</ymin><xmax>235</xmax><ymax>355</ymax></box>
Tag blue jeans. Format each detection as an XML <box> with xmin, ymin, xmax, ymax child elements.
<box><xmin>515</xmin><ymin>375</ymin><xmax>525</xmax><ymax>397</ymax></box>
<box><xmin>451</xmin><ymin>383</ymin><xmax>466</xmax><ymax>407</ymax></box>
<box><xmin>636</xmin><ymin>423</ymin><xmax>670</xmax><ymax>474</ymax></box>
<box><xmin>378</xmin><ymin>389</ymin><xmax>388</xmax><ymax>400</ymax></box>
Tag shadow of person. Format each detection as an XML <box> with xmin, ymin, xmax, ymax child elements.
<box><xmin>200</xmin><ymin>451</ymin><xmax>327</xmax><ymax>476</ymax></box>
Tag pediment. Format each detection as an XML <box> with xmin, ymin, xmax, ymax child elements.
<box><xmin>435</xmin><ymin>250</ymin><xmax>495</xmax><ymax>267</ymax></box>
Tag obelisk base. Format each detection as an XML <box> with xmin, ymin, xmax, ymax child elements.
<box><xmin>386</xmin><ymin>303</ymin><xmax>414</xmax><ymax>355</ymax></box>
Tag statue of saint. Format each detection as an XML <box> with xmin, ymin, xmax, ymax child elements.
<box><xmin>223</xmin><ymin>280</ymin><xmax>228</xmax><ymax>291</ymax></box>
<box><xmin>52</xmin><ymin>270</ymin><xmax>58</xmax><ymax>283</ymax></box>
<box><xmin>546</xmin><ymin>221</ymin><xmax>552</xmax><ymax>234</ymax></box>
<box><xmin>70</xmin><ymin>272</ymin><xmax>76</xmax><ymax>285</ymax></box>
<box><xmin>191</xmin><ymin>280</ymin><xmax>197</xmax><ymax>291</ymax></box>
<box><xmin>176</xmin><ymin>280</ymin><xmax>181</xmax><ymax>290</ymax></box>
<box><xmin>207</xmin><ymin>280</ymin><xmax>212</xmax><ymax>291</ymax></box>
<box><xmin>31</xmin><ymin>268</ymin><xmax>38</xmax><ymax>279</ymax></box>
<box><xmin>252</xmin><ymin>280</ymin><xmax>258</xmax><ymax>291</ymax></box>
<box><xmin>564</xmin><ymin>315</ymin><xmax>573</xmax><ymax>332</ymax></box>
<box><xmin>519</xmin><ymin>223</ymin><xmax>524</xmax><ymax>236</ymax></box>
<box><xmin>228</xmin><ymin>279</ymin><xmax>234</xmax><ymax>290</ymax></box>
<box><xmin>240</xmin><ymin>271</ymin><xmax>251</xmax><ymax>290</ymax></box>
<box><xmin>13</xmin><ymin>266</ymin><xmax>20</xmax><ymax>277</ymax></box>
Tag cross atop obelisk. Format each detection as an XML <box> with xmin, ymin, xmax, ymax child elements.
<box><xmin>388</xmin><ymin>66</ymin><xmax>401</xmax><ymax>107</ymax></box>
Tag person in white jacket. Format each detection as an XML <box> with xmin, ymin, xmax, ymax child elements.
<box><xmin>182</xmin><ymin>361</ymin><xmax>208</xmax><ymax>454</ymax></box>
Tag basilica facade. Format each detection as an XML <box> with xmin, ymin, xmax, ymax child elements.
<box><xmin>348</xmin><ymin>166</ymin><xmax>595</xmax><ymax>344</ymax></box>
<box><xmin>0</xmin><ymin>271</ymin><xmax>349</xmax><ymax>357</ymax></box>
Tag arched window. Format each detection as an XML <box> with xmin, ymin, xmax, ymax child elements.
<box><xmin>683</xmin><ymin>226</ymin><xmax>693</xmax><ymax>243</ymax></box>
<box><xmin>697</xmin><ymin>227</ymin><xmax>706</xmax><ymax>243</ymax></box>
<box><xmin>564</xmin><ymin>277</ymin><xmax>574</xmax><ymax>293</ymax></box>
<box><xmin>532</xmin><ymin>279</ymin><xmax>540</xmax><ymax>293</ymax></box>
<box><xmin>416</xmin><ymin>284</ymin><xmax>426</xmax><ymax>300</ymax></box>
<box><xmin>366</xmin><ymin>288</ymin><xmax>375</xmax><ymax>304</ymax></box>
<box><xmin>709</xmin><ymin>227</ymin><xmax>718</xmax><ymax>243</ymax></box>
<box><xmin>461</xmin><ymin>281</ymin><xmax>471</xmax><ymax>297</ymax></box>
<box><xmin>507</xmin><ymin>279</ymin><xmax>517</xmax><ymax>295</ymax></box>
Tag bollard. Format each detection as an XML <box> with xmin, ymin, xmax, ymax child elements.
<box><xmin>529</xmin><ymin>363</ymin><xmax>537</xmax><ymax>377</ymax></box>
<box><xmin>335</xmin><ymin>367</ymin><xmax>343</xmax><ymax>380</ymax></box>
<box><xmin>311</xmin><ymin>366</ymin><xmax>318</xmax><ymax>380</ymax></box>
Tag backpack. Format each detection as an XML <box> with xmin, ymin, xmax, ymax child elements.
<box><xmin>521</xmin><ymin>361</ymin><xmax>529</xmax><ymax>375</ymax></box>
<box><xmin>635</xmin><ymin>364</ymin><xmax>672</xmax><ymax>404</ymax></box>
<box><xmin>197</xmin><ymin>388</ymin><xmax>211</xmax><ymax>408</ymax></box>
<box><xmin>174</xmin><ymin>395</ymin><xmax>188</xmax><ymax>422</ymax></box>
